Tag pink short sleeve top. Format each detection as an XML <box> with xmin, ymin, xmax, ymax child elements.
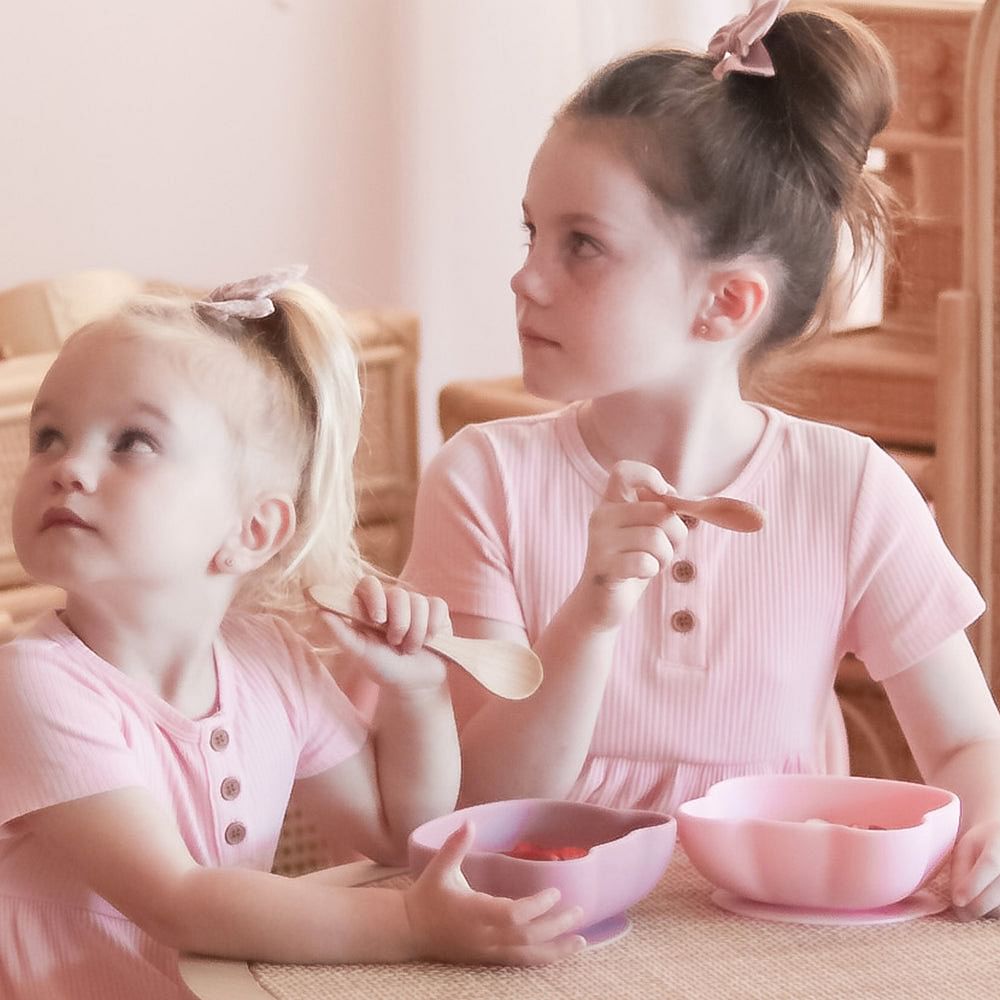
<box><xmin>0</xmin><ymin>611</ymin><xmax>368</xmax><ymax>999</ymax></box>
<box><xmin>403</xmin><ymin>403</ymin><xmax>985</xmax><ymax>812</ymax></box>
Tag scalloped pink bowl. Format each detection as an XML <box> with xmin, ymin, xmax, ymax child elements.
<box><xmin>408</xmin><ymin>798</ymin><xmax>676</xmax><ymax>940</ymax></box>
<box><xmin>676</xmin><ymin>774</ymin><xmax>959</xmax><ymax>911</ymax></box>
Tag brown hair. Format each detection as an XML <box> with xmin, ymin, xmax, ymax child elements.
<box><xmin>557</xmin><ymin>6</ymin><xmax>896</xmax><ymax>357</ymax></box>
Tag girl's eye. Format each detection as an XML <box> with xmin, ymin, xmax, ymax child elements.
<box><xmin>30</xmin><ymin>426</ymin><xmax>60</xmax><ymax>453</ymax></box>
<box><xmin>521</xmin><ymin>221</ymin><xmax>536</xmax><ymax>247</ymax></box>
<box><xmin>114</xmin><ymin>429</ymin><xmax>157</xmax><ymax>455</ymax></box>
<box><xmin>568</xmin><ymin>232</ymin><xmax>600</xmax><ymax>258</ymax></box>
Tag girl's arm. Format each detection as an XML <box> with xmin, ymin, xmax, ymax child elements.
<box><xmin>882</xmin><ymin>629</ymin><xmax>1000</xmax><ymax>919</ymax></box>
<box><xmin>300</xmin><ymin>579</ymin><xmax>460</xmax><ymax>862</ymax></box>
<box><xmin>18</xmin><ymin>787</ymin><xmax>583</xmax><ymax>964</ymax></box>
<box><xmin>448</xmin><ymin>461</ymin><xmax>686</xmax><ymax>806</ymax></box>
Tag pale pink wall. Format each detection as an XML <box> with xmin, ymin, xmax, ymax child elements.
<box><xmin>0</xmin><ymin>0</ymin><xmax>401</xmax><ymax>305</ymax></box>
<box><xmin>0</xmin><ymin>0</ymin><xmax>738</xmax><ymax>467</ymax></box>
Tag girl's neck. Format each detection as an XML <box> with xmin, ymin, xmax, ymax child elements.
<box><xmin>61</xmin><ymin>585</ymin><xmax>233</xmax><ymax>719</ymax></box>
<box><xmin>577</xmin><ymin>373</ymin><xmax>767</xmax><ymax>498</ymax></box>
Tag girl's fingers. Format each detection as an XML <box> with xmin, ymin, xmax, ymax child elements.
<box><xmin>604</xmin><ymin>460</ymin><xmax>673</xmax><ymax>503</ymax></box>
<box><xmin>606</xmin><ymin>551</ymin><xmax>662</xmax><ymax>583</ymax></box>
<box><xmin>354</xmin><ymin>574</ymin><xmax>388</xmax><ymax>625</ymax></box>
<box><xmin>399</xmin><ymin>594</ymin><xmax>430</xmax><ymax>655</ymax></box>
<box><xmin>593</xmin><ymin>501</ymin><xmax>688</xmax><ymax>550</ymax></box>
<box><xmin>951</xmin><ymin>831</ymin><xmax>1000</xmax><ymax>917</ymax></box>
<box><xmin>954</xmin><ymin>878</ymin><xmax>1000</xmax><ymax>921</ymax></box>
<box><xmin>383</xmin><ymin>587</ymin><xmax>413</xmax><ymax>647</ymax></box>
<box><xmin>504</xmin><ymin>902</ymin><xmax>584</xmax><ymax>946</ymax></box>
<box><xmin>320</xmin><ymin>612</ymin><xmax>368</xmax><ymax>656</ymax></box>
<box><xmin>427</xmin><ymin>595</ymin><xmax>453</xmax><ymax>639</ymax></box>
<box><xmin>420</xmin><ymin>821</ymin><xmax>475</xmax><ymax>887</ymax></box>
<box><xmin>489</xmin><ymin>933</ymin><xmax>587</xmax><ymax>967</ymax></box>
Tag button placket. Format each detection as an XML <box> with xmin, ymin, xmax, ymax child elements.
<box><xmin>206</xmin><ymin>724</ymin><xmax>247</xmax><ymax>850</ymax></box>
<box><xmin>671</xmin><ymin>559</ymin><xmax>697</xmax><ymax>583</ymax></box>
<box><xmin>659</xmin><ymin>532</ymin><xmax>709</xmax><ymax>669</ymax></box>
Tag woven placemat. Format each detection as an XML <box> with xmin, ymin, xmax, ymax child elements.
<box><xmin>251</xmin><ymin>852</ymin><xmax>999</xmax><ymax>1000</ymax></box>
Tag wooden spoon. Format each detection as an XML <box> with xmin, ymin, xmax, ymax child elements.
<box><xmin>306</xmin><ymin>584</ymin><xmax>543</xmax><ymax>701</ymax></box>
<box><xmin>664</xmin><ymin>495</ymin><xmax>765</xmax><ymax>533</ymax></box>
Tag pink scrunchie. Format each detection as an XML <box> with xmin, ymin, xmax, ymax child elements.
<box><xmin>194</xmin><ymin>264</ymin><xmax>308</xmax><ymax>322</ymax></box>
<box><xmin>707</xmin><ymin>0</ymin><xmax>789</xmax><ymax>81</ymax></box>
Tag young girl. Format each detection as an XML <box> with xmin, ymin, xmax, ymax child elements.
<box><xmin>0</xmin><ymin>269</ymin><xmax>584</xmax><ymax>999</ymax></box>
<box><xmin>402</xmin><ymin>1</ymin><xmax>1000</xmax><ymax>921</ymax></box>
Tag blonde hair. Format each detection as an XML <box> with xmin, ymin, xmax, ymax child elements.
<box><xmin>98</xmin><ymin>280</ymin><xmax>365</xmax><ymax>613</ymax></box>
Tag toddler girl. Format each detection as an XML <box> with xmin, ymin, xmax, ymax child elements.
<box><xmin>403</xmin><ymin>2</ymin><xmax>1000</xmax><ymax>920</ymax></box>
<box><xmin>0</xmin><ymin>268</ymin><xmax>583</xmax><ymax>999</ymax></box>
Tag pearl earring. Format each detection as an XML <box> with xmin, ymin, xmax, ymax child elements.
<box><xmin>224</xmin><ymin>556</ymin><xmax>235</xmax><ymax>569</ymax></box>
<box><xmin>697</xmin><ymin>321</ymin><xmax>710</xmax><ymax>337</ymax></box>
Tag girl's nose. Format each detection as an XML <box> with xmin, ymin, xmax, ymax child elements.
<box><xmin>511</xmin><ymin>254</ymin><xmax>551</xmax><ymax>307</ymax></box>
<box><xmin>51</xmin><ymin>450</ymin><xmax>98</xmax><ymax>494</ymax></box>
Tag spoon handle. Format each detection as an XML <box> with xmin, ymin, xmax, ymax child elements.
<box><xmin>664</xmin><ymin>495</ymin><xmax>765</xmax><ymax>533</ymax></box>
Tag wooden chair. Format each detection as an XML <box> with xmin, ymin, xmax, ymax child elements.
<box><xmin>936</xmin><ymin>0</ymin><xmax>1000</xmax><ymax>700</ymax></box>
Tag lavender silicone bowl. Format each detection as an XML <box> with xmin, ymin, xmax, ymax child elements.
<box><xmin>677</xmin><ymin>774</ymin><xmax>959</xmax><ymax>911</ymax></box>
<box><xmin>408</xmin><ymin>798</ymin><xmax>676</xmax><ymax>943</ymax></box>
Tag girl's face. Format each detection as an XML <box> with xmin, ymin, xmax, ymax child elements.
<box><xmin>12</xmin><ymin>326</ymin><xmax>246</xmax><ymax>597</ymax></box>
<box><xmin>511</xmin><ymin>121</ymin><xmax>707</xmax><ymax>402</ymax></box>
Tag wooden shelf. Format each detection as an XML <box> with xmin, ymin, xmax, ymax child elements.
<box><xmin>748</xmin><ymin>325</ymin><xmax>936</xmax><ymax>449</ymax></box>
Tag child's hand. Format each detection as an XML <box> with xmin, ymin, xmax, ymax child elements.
<box><xmin>950</xmin><ymin>818</ymin><xmax>1000</xmax><ymax>919</ymax></box>
<box><xmin>576</xmin><ymin>460</ymin><xmax>687</xmax><ymax>630</ymax></box>
<box><xmin>320</xmin><ymin>576</ymin><xmax>452</xmax><ymax>692</ymax></box>
<box><xmin>404</xmin><ymin>821</ymin><xmax>586</xmax><ymax>965</ymax></box>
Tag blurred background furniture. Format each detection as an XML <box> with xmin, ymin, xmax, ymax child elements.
<box><xmin>935</xmin><ymin>0</ymin><xmax>1000</xmax><ymax>700</ymax></box>
<box><xmin>438</xmin><ymin>0</ymin><xmax>984</xmax><ymax>783</ymax></box>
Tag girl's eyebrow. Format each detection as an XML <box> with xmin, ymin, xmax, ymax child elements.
<box><xmin>28</xmin><ymin>400</ymin><xmax>174</xmax><ymax>425</ymax></box>
<box><xmin>558</xmin><ymin>211</ymin><xmax>609</xmax><ymax>228</ymax></box>
<box><xmin>522</xmin><ymin>201</ymin><xmax>616</xmax><ymax>232</ymax></box>
<box><xmin>131</xmin><ymin>402</ymin><xmax>173</xmax><ymax>425</ymax></box>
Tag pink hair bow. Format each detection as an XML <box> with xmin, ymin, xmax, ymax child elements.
<box><xmin>707</xmin><ymin>0</ymin><xmax>789</xmax><ymax>81</ymax></box>
<box><xmin>195</xmin><ymin>264</ymin><xmax>308</xmax><ymax>322</ymax></box>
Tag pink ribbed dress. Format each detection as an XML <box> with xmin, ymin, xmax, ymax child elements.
<box><xmin>0</xmin><ymin>612</ymin><xmax>367</xmax><ymax>1000</ymax></box>
<box><xmin>403</xmin><ymin>403</ymin><xmax>984</xmax><ymax>812</ymax></box>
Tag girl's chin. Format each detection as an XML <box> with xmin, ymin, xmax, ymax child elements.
<box><xmin>520</xmin><ymin>365</ymin><xmax>579</xmax><ymax>404</ymax></box>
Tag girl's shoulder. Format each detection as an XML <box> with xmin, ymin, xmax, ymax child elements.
<box><xmin>438</xmin><ymin>403</ymin><xmax>577</xmax><ymax>463</ymax></box>
<box><xmin>762</xmin><ymin>405</ymin><xmax>886</xmax><ymax>478</ymax></box>
<box><xmin>0</xmin><ymin>611</ymin><xmax>90</xmax><ymax>676</ymax></box>
<box><xmin>219</xmin><ymin>611</ymin><xmax>308</xmax><ymax>672</ymax></box>
<box><xmin>218</xmin><ymin>611</ymin><xmax>333</xmax><ymax>698</ymax></box>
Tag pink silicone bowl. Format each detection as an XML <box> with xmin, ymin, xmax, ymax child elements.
<box><xmin>408</xmin><ymin>798</ymin><xmax>676</xmax><ymax>941</ymax></box>
<box><xmin>676</xmin><ymin>774</ymin><xmax>959</xmax><ymax>910</ymax></box>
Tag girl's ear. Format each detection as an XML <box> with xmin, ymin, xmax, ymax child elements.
<box><xmin>213</xmin><ymin>494</ymin><xmax>297</xmax><ymax>576</ymax></box>
<box><xmin>694</xmin><ymin>268</ymin><xmax>770</xmax><ymax>343</ymax></box>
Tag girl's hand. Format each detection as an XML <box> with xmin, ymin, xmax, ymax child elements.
<box><xmin>950</xmin><ymin>819</ymin><xmax>1000</xmax><ymax>920</ymax></box>
<box><xmin>320</xmin><ymin>576</ymin><xmax>452</xmax><ymax>692</ymax></box>
<box><xmin>404</xmin><ymin>821</ymin><xmax>586</xmax><ymax>965</ymax></box>
<box><xmin>574</xmin><ymin>460</ymin><xmax>687</xmax><ymax>631</ymax></box>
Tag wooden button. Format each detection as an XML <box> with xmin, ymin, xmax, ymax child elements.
<box><xmin>210</xmin><ymin>728</ymin><xmax>230</xmax><ymax>752</ymax></box>
<box><xmin>671</xmin><ymin>609</ymin><xmax>696</xmax><ymax>633</ymax></box>
<box><xmin>220</xmin><ymin>777</ymin><xmax>241</xmax><ymax>801</ymax></box>
<box><xmin>224</xmin><ymin>821</ymin><xmax>247</xmax><ymax>846</ymax></box>
<box><xmin>679</xmin><ymin>514</ymin><xmax>698</xmax><ymax>529</ymax></box>
<box><xmin>672</xmin><ymin>560</ymin><xmax>696</xmax><ymax>583</ymax></box>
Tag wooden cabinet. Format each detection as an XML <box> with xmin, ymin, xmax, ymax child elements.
<box><xmin>351</xmin><ymin>310</ymin><xmax>421</xmax><ymax>576</ymax></box>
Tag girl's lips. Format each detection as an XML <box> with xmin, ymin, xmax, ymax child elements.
<box><xmin>40</xmin><ymin>507</ymin><xmax>94</xmax><ymax>531</ymax></box>
<box><xmin>518</xmin><ymin>327</ymin><xmax>560</xmax><ymax>347</ymax></box>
